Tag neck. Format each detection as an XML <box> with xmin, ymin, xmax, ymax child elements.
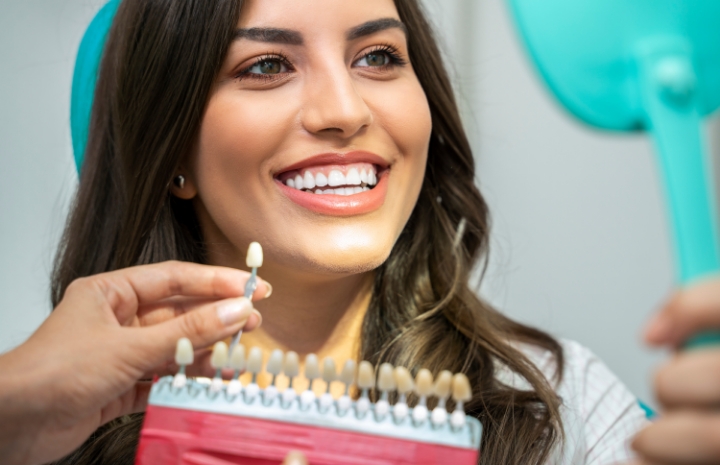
<box><xmin>208</xmin><ymin>246</ymin><xmax>373</xmax><ymax>360</ymax></box>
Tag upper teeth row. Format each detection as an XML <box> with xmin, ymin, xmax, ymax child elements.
<box><xmin>285</xmin><ymin>168</ymin><xmax>378</xmax><ymax>190</ymax></box>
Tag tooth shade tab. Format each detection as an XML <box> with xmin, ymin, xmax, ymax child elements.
<box><xmin>394</xmin><ymin>367</ymin><xmax>414</xmax><ymax>394</ymax></box>
<box><xmin>415</xmin><ymin>369</ymin><xmax>434</xmax><ymax>397</ymax></box>
<box><xmin>267</xmin><ymin>349</ymin><xmax>283</xmax><ymax>376</ymax></box>
<box><xmin>175</xmin><ymin>338</ymin><xmax>194</xmax><ymax>366</ymax></box>
<box><xmin>283</xmin><ymin>351</ymin><xmax>299</xmax><ymax>378</ymax></box>
<box><xmin>340</xmin><ymin>359</ymin><xmax>356</xmax><ymax>386</ymax></box>
<box><xmin>452</xmin><ymin>373</ymin><xmax>472</xmax><ymax>402</ymax></box>
<box><xmin>246</xmin><ymin>242</ymin><xmax>263</xmax><ymax>268</ymax></box>
<box><xmin>246</xmin><ymin>347</ymin><xmax>263</xmax><ymax>374</ymax></box>
<box><xmin>305</xmin><ymin>354</ymin><xmax>320</xmax><ymax>380</ymax></box>
<box><xmin>434</xmin><ymin>370</ymin><xmax>453</xmax><ymax>399</ymax></box>
<box><xmin>377</xmin><ymin>363</ymin><xmax>396</xmax><ymax>391</ymax></box>
<box><xmin>229</xmin><ymin>344</ymin><xmax>246</xmax><ymax>371</ymax></box>
<box><xmin>357</xmin><ymin>361</ymin><xmax>375</xmax><ymax>389</ymax></box>
<box><xmin>210</xmin><ymin>342</ymin><xmax>229</xmax><ymax>369</ymax></box>
<box><xmin>322</xmin><ymin>357</ymin><xmax>337</xmax><ymax>384</ymax></box>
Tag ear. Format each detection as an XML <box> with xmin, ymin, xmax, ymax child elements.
<box><xmin>170</xmin><ymin>172</ymin><xmax>198</xmax><ymax>200</ymax></box>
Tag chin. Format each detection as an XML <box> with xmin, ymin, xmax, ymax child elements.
<box><xmin>276</xmin><ymin>227</ymin><xmax>397</xmax><ymax>277</ymax></box>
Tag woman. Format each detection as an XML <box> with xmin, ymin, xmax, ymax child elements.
<box><xmin>51</xmin><ymin>0</ymin><xmax>647</xmax><ymax>463</ymax></box>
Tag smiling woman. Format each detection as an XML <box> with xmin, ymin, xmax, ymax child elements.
<box><xmin>51</xmin><ymin>0</ymin><xmax>646</xmax><ymax>464</ymax></box>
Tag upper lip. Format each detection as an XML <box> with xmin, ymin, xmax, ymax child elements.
<box><xmin>274</xmin><ymin>151</ymin><xmax>391</xmax><ymax>176</ymax></box>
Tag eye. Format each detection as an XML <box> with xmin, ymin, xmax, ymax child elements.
<box><xmin>246</xmin><ymin>58</ymin><xmax>288</xmax><ymax>75</ymax></box>
<box><xmin>353</xmin><ymin>45</ymin><xmax>407</xmax><ymax>69</ymax></box>
<box><xmin>356</xmin><ymin>51</ymin><xmax>391</xmax><ymax>68</ymax></box>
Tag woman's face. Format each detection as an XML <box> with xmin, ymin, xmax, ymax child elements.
<box><xmin>187</xmin><ymin>0</ymin><xmax>432</xmax><ymax>277</ymax></box>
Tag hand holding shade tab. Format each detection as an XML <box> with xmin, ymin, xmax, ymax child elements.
<box><xmin>507</xmin><ymin>0</ymin><xmax>720</xmax><ymax>347</ymax></box>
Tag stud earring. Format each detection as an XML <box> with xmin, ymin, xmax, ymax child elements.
<box><xmin>173</xmin><ymin>175</ymin><xmax>186</xmax><ymax>190</ymax></box>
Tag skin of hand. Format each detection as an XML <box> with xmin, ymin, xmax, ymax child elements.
<box><xmin>0</xmin><ymin>261</ymin><xmax>270</xmax><ymax>465</ymax></box>
<box><xmin>282</xmin><ymin>451</ymin><xmax>309</xmax><ymax>465</ymax></box>
<box><xmin>630</xmin><ymin>277</ymin><xmax>720</xmax><ymax>464</ymax></box>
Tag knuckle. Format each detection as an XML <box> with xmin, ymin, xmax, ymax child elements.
<box><xmin>180</xmin><ymin>310</ymin><xmax>209</xmax><ymax>338</ymax></box>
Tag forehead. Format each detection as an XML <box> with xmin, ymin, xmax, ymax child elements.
<box><xmin>237</xmin><ymin>0</ymin><xmax>401</xmax><ymax>31</ymax></box>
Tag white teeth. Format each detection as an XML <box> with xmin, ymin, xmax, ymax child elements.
<box><xmin>360</xmin><ymin>169</ymin><xmax>369</xmax><ymax>184</ymax></box>
<box><xmin>346</xmin><ymin>168</ymin><xmax>361</xmax><ymax>186</ymax></box>
<box><xmin>368</xmin><ymin>171</ymin><xmax>377</xmax><ymax>186</ymax></box>
<box><xmin>315</xmin><ymin>172</ymin><xmax>328</xmax><ymax>187</ymax></box>
<box><xmin>294</xmin><ymin>174</ymin><xmax>304</xmax><ymax>190</ymax></box>
<box><xmin>303</xmin><ymin>171</ymin><xmax>316</xmax><ymax>189</ymax></box>
<box><xmin>335</xmin><ymin>188</ymin><xmax>345</xmax><ymax>195</ymax></box>
<box><xmin>315</xmin><ymin>189</ymin><xmax>322</xmax><ymax>194</ymax></box>
<box><xmin>323</xmin><ymin>189</ymin><xmax>334</xmax><ymax>194</ymax></box>
<box><xmin>353</xmin><ymin>186</ymin><xmax>363</xmax><ymax>194</ymax></box>
<box><xmin>286</xmin><ymin>178</ymin><xmax>295</xmax><ymax>189</ymax></box>
<box><xmin>328</xmin><ymin>170</ymin><xmax>345</xmax><ymax>187</ymax></box>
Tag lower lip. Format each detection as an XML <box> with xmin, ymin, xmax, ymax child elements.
<box><xmin>276</xmin><ymin>172</ymin><xmax>388</xmax><ymax>216</ymax></box>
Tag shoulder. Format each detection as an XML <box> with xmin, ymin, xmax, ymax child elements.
<box><xmin>514</xmin><ymin>339</ymin><xmax>649</xmax><ymax>464</ymax></box>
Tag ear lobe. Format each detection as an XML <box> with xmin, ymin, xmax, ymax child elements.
<box><xmin>170</xmin><ymin>174</ymin><xmax>198</xmax><ymax>200</ymax></box>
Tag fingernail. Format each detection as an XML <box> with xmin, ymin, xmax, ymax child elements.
<box><xmin>216</xmin><ymin>297</ymin><xmax>253</xmax><ymax>326</ymax></box>
<box><xmin>645</xmin><ymin>313</ymin><xmax>671</xmax><ymax>343</ymax></box>
<box><xmin>264</xmin><ymin>280</ymin><xmax>273</xmax><ymax>298</ymax></box>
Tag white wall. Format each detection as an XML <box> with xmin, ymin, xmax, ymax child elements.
<box><xmin>4</xmin><ymin>0</ymin><xmax>716</xmax><ymax>408</ymax></box>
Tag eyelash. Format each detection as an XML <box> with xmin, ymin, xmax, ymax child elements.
<box><xmin>235</xmin><ymin>44</ymin><xmax>408</xmax><ymax>82</ymax></box>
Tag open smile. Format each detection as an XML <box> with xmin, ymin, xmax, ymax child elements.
<box><xmin>274</xmin><ymin>151</ymin><xmax>390</xmax><ymax>216</ymax></box>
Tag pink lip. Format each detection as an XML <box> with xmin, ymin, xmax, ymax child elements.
<box><xmin>275</xmin><ymin>151</ymin><xmax>390</xmax><ymax>216</ymax></box>
<box><xmin>275</xmin><ymin>151</ymin><xmax>390</xmax><ymax>175</ymax></box>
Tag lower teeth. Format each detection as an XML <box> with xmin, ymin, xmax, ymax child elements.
<box><xmin>303</xmin><ymin>186</ymin><xmax>372</xmax><ymax>195</ymax></box>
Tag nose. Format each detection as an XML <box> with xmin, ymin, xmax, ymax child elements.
<box><xmin>300</xmin><ymin>66</ymin><xmax>373</xmax><ymax>139</ymax></box>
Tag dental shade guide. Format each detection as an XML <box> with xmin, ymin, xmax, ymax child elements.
<box><xmin>300</xmin><ymin>354</ymin><xmax>320</xmax><ymax>410</ymax></box>
<box><xmin>172</xmin><ymin>337</ymin><xmax>193</xmax><ymax>389</ymax></box>
<box><xmin>392</xmin><ymin>366</ymin><xmax>414</xmax><ymax>423</ymax></box>
<box><xmin>355</xmin><ymin>361</ymin><xmax>374</xmax><ymax>418</ymax></box>
<box><xmin>263</xmin><ymin>349</ymin><xmax>284</xmax><ymax>404</ymax></box>
<box><xmin>320</xmin><ymin>357</ymin><xmax>337</xmax><ymax>412</ymax></box>
<box><xmin>282</xmin><ymin>351</ymin><xmax>300</xmax><ymax>406</ymax></box>
<box><xmin>412</xmin><ymin>368</ymin><xmax>434</xmax><ymax>425</ymax></box>
<box><xmin>228</xmin><ymin>242</ymin><xmax>263</xmax><ymax>356</ymax></box>
<box><xmin>209</xmin><ymin>342</ymin><xmax>228</xmax><ymax>394</ymax></box>
<box><xmin>140</xmin><ymin>344</ymin><xmax>483</xmax><ymax>464</ymax></box>
<box><xmin>337</xmin><ymin>359</ymin><xmax>356</xmax><ymax>414</ymax></box>
<box><xmin>226</xmin><ymin>344</ymin><xmax>245</xmax><ymax>396</ymax></box>
<box><xmin>375</xmin><ymin>363</ymin><xmax>396</xmax><ymax>421</ymax></box>
<box><xmin>450</xmin><ymin>373</ymin><xmax>472</xmax><ymax>431</ymax></box>
<box><xmin>244</xmin><ymin>347</ymin><xmax>263</xmax><ymax>402</ymax></box>
<box><xmin>432</xmin><ymin>370</ymin><xmax>453</xmax><ymax>427</ymax></box>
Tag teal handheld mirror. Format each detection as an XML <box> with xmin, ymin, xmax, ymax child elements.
<box><xmin>507</xmin><ymin>0</ymin><xmax>720</xmax><ymax>347</ymax></box>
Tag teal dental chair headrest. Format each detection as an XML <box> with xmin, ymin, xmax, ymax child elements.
<box><xmin>70</xmin><ymin>0</ymin><xmax>120</xmax><ymax>172</ymax></box>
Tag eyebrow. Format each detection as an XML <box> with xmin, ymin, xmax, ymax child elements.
<box><xmin>346</xmin><ymin>18</ymin><xmax>407</xmax><ymax>40</ymax></box>
<box><xmin>234</xmin><ymin>28</ymin><xmax>303</xmax><ymax>45</ymax></box>
<box><xmin>233</xmin><ymin>18</ymin><xmax>407</xmax><ymax>46</ymax></box>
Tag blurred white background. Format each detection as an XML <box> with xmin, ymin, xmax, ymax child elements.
<box><xmin>2</xmin><ymin>0</ymin><xmax>718</xmax><ymax>407</ymax></box>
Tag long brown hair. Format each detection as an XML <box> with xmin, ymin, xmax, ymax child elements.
<box><xmin>52</xmin><ymin>0</ymin><xmax>565</xmax><ymax>463</ymax></box>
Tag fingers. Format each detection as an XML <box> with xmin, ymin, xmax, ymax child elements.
<box><xmin>282</xmin><ymin>451</ymin><xmax>308</xmax><ymax>465</ymax></box>
<box><xmin>645</xmin><ymin>277</ymin><xmax>720</xmax><ymax>347</ymax></box>
<box><xmin>132</xmin><ymin>296</ymin><xmax>261</xmax><ymax>370</ymax></box>
<box><xmin>654</xmin><ymin>349</ymin><xmax>720</xmax><ymax>408</ymax></box>
<box><xmin>85</xmin><ymin>261</ymin><xmax>270</xmax><ymax>325</ymax></box>
<box><xmin>632</xmin><ymin>412</ymin><xmax>720</xmax><ymax>464</ymax></box>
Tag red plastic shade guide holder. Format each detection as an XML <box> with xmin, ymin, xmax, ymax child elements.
<box><xmin>136</xmin><ymin>405</ymin><xmax>479</xmax><ymax>465</ymax></box>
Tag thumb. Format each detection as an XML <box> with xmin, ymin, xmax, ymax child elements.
<box><xmin>282</xmin><ymin>451</ymin><xmax>308</xmax><ymax>465</ymax></box>
<box><xmin>133</xmin><ymin>297</ymin><xmax>258</xmax><ymax>368</ymax></box>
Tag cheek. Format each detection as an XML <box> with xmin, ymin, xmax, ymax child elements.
<box><xmin>195</xmin><ymin>90</ymin><xmax>295</xmax><ymax>177</ymax></box>
<box><xmin>368</xmin><ymin>77</ymin><xmax>432</xmax><ymax>201</ymax></box>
